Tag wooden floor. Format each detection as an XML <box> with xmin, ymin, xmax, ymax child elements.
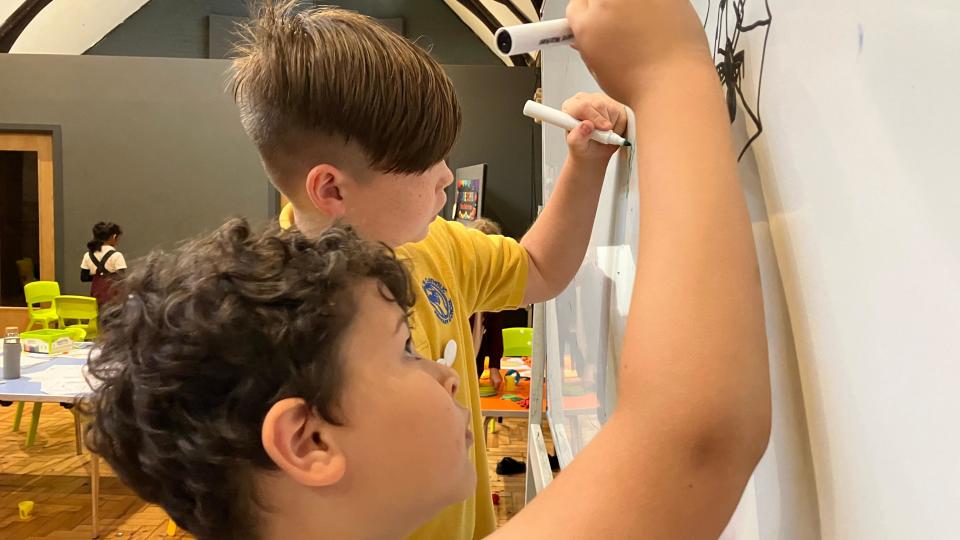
<box><xmin>0</xmin><ymin>403</ymin><xmax>549</xmax><ymax>539</ymax></box>
<box><xmin>485</xmin><ymin>417</ymin><xmax>554</xmax><ymax>527</ymax></box>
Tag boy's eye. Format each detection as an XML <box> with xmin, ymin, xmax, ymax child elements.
<box><xmin>405</xmin><ymin>337</ymin><xmax>417</xmax><ymax>357</ymax></box>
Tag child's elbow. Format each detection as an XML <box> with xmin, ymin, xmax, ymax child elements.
<box><xmin>702</xmin><ymin>400</ymin><xmax>773</xmax><ymax>480</ymax></box>
<box><xmin>740</xmin><ymin>405</ymin><xmax>772</xmax><ymax>470</ymax></box>
<box><xmin>656</xmin><ymin>392</ymin><xmax>772</xmax><ymax>487</ymax></box>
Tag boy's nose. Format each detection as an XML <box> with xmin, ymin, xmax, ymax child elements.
<box><xmin>440</xmin><ymin>162</ymin><xmax>454</xmax><ymax>189</ymax></box>
<box><xmin>426</xmin><ymin>357</ymin><xmax>460</xmax><ymax>398</ymax></box>
<box><xmin>439</xmin><ymin>364</ymin><xmax>460</xmax><ymax>398</ymax></box>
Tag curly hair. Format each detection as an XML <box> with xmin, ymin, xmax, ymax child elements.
<box><xmin>83</xmin><ymin>218</ymin><xmax>414</xmax><ymax>540</ymax></box>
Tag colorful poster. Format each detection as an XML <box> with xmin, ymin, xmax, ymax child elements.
<box><xmin>456</xmin><ymin>179</ymin><xmax>479</xmax><ymax>221</ymax></box>
<box><xmin>452</xmin><ymin>164</ymin><xmax>486</xmax><ymax>223</ymax></box>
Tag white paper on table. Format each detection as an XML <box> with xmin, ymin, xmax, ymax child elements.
<box><xmin>20</xmin><ymin>354</ymin><xmax>53</xmax><ymax>369</ymax></box>
<box><xmin>31</xmin><ymin>364</ymin><xmax>92</xmax><ymax>396</ymax></box>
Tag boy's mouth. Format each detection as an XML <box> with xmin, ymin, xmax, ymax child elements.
<box><xmin>465</xmin><ymin>428</ymin><xmax>474</xmax><ymax>447</ymax></box>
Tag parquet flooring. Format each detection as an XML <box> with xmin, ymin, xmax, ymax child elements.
<box><xmin>0</xmin><ymin>403</ymin><xmax>549</xmax><ymax>538</ymax></box>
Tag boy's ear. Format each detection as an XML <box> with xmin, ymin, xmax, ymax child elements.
<box><xmin>304</xmin><ymin>164</ymin><xmax>348</xmax><ymax>220</ymax></box>
<box><xmin>262</xmin><ymin>398</ymin><xmax>346</xmax><ymax>488</ymax></box>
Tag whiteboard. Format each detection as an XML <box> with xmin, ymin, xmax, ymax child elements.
<box><xmin>539</xmin><ymin>0</ymin><xmax>638</xmax><ymax>467</ymax></box>
<box><xmin>726</xmin><ymin>1</ymin><xmax>960</xmax><ymax>538</ymax></box>
<box><xmin>539</xmin><ymin>0</ymin><xmax>819</xmax><ymax>537</ymax></box>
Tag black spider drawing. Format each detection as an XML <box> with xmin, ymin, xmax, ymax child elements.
<box><xmin>703</xmin><ymin>0</ymin><xmax>773</xmax><ymax>161</ymax></box>
<box><xmin>716</xmin><ymin>38</ymin><xmax>745</xmax><ymax>123</ymax></box>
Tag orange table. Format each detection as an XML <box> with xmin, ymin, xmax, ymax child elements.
<box><xmin>479</xmin><ymin>379</ymin><xmax>546</xmax><ymax>434</ymax></box>
<box><xmin>479</xmin><ymin>379</ymin><xmax>545</xmax><ymax>417</ymax></box>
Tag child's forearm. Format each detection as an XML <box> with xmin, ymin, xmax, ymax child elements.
<box><xmin>494</xmin><ymin>3</ymin><xmax>770</xmax><ymax>539</ymax></box>
<box><xmin>500</xmin><ymin>58</ymin><xmax>771</xmax><ymax>540</ymax></box>
<box><xmin>620</xmin><ymin>58</ymin><xmax>770</xmax><ymax>457</ymax></box>
<box><xmin>520</xmin><ymin>155</ymin><xmax>607</xmax><ymax>304</ymax></box>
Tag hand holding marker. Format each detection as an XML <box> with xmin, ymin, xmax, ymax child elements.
<box><xmin>499</xmin><ymin>19</ymin><xmax>631</xmax><ymax>147</ymax></box>
<box><xmin>524</xmin><ymin>100</ymin><xmax>630</xmax><ymax>147</ymax></box>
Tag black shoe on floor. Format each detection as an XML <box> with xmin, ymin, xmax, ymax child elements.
<box><xmin>496</xmin><ymin>457</ymin><xmax>526</xmax><ymax>475</ymax></box>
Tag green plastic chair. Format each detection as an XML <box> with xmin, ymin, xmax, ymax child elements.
<box><xmin>63</xmin><ymin>327</ymin><xmax>87</xmax><ymax>342</ymax></box>
<box><xmin>13</xmin><ymin>401</ymin><xmax>82</xmax><ymax>451</ymax></box>
<box><xmin>24</xmin><ymin>281</ymin><xmax>60</xmax><ymax>330</ymax></box>
<box><xmin>55</xmin><ymin>295</ymin><xmax>99</xmax><ymax>340</ymax></box>
<box><xmin>12</xmin><ymin>402</ymin><xmax>44</xmax><ymax>447</ymax></box>
<box><xmin>12</xmin><ymin>281</ymin><xmax>55</xmax><ymax>439</ymax></box>
<box><xmin>502</xmin><ymin>327</ymin><xmax>533</xmax><ymax>357</ymax></box>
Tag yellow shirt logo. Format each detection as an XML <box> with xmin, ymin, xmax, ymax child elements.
<box><xmin>422</xmin><ymin>277</ymin><xmax>454</xmax><ymax>324</ymax></box>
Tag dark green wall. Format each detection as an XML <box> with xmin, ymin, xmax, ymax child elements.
<box><xmin>444</xmin><ymin>65</ymin><xmax>539</xmax><ymax>238</ymax></box>
<box><xmin>0</xmin><ymin>54</ymin><xmax>538</xmax><ymax>295</ymax></box>
<box><xmin>0</xmin><ymin>54</ymin><xmax>272</xmax><ymax>296</ymax></box>
<box><xmin>87</xmin><ymin>0</ymin><xmax>501</xmax><ymax>65</ymax></box>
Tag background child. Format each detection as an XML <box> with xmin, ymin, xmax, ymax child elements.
<box><xmin>79</xmin><ymin>221</ymin><xmax>126</xmax><ymax>305</ymax></box>
<box><xmin>467</xmin><ymin>217</ymin><xmax>506</xmax><ymax>387</ymax></box>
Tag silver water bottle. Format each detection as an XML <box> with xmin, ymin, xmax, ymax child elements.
<box><xmin>3</xmin><ymin>327</ymin><xmax>21</xmax><ymax>379</ymax></box>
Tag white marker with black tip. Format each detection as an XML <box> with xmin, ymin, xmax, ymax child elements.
<box><xmin>495</xmin><ymin>18</ymin><xmax>573</xmax><ymax>56</ymax></box>
<box><xmin>523</xmin><ymin>100</ymin><xmax>631</xmax><ymax>147</ymax></box>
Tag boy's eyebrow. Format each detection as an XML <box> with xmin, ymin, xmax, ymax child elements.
<box><xmin>395</xmin><ymin>314</ymin><xmax>407</xmax><ymax>335</ymax></box>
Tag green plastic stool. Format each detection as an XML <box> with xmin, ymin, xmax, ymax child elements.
<box><xmin>502</xmin><ymin>327</ymin><xmax>533</xmax><ymax>357</ymax></box>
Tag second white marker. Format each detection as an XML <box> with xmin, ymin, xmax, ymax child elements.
<box><xmin>523</xmin><ymin>100</ymin><xmax>630</xmax><ymax>147</ymax></box>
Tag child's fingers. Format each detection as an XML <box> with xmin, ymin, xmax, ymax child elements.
<box><xmin>563</xmin><ymin>94</ymin><xmax>614</xmax><ymax>131</ymax></box>
<box><xmin>585</xmin><ymin>105</ymin><xmax>613</xmax><ymax>131</ymax></box>
<box><xmin>595</xmin><ymin>100</ymin><xmax>627</xmax><ymax>136</ymax></box>
<box><xmin>565</xmin><ymin>0</ymin><xmax>588</xmax><ymax>51</ymax></box>
<box><xmin>566</xmin><ymin>120</ymin><xmax>596</xmax><ymax>152</ymax></box>
<box><xmin>608</xmin><ymin>102</ymin><xmax>628</xmax><ymax>136</ymax></box>
<box><xmin>567</xmin><ymin>0</ymin><xmax>601</xmax><ymax>65</ymax></box>
<box><xmin>566</xmin><ymin>0</ymin><xmax>588</xmax><ymax>29</ymax></box>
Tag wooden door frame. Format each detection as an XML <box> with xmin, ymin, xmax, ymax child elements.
<box><xmin>0</xmin><ymin>125</ymin><xmax>62</xmax><ymax>330</ymax></box>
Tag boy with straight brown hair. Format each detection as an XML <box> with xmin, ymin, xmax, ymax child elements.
<box><xmin>229</xmin><ymin>2</ymin><xmax>627</xmax><ymax>538</ymax></box>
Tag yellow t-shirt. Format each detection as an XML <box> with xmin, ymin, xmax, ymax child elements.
<box><xmin>279</xmin><ymin>206</ymin><xmax>529</xmax><ymax>539</ymax></box>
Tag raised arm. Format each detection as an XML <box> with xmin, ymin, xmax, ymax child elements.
<box><xmin>493</xmin><ymin>0</ymin><xmax>771</xmax><ymax>537</ymax></box>
<box><xmin>521</xmin><ymin>93</ymin><xmax>627</xmax><ymax>305</ymax></box>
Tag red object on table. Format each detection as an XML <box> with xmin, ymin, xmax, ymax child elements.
<box><xmin>479</xmin><ymin>379</ymin><xmax>545</xmax><ymax>415</ymax></box>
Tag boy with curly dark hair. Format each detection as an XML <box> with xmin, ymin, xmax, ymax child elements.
<box><xmin>87</xmin><ymin>220</ymin><xmax>470</xmax><ymax>539</ymax></box>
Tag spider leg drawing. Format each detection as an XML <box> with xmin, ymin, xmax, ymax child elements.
<box><xmin>706</xmin><ymin>0</ymin><xmax>773</xmax><ymax>161</ymax></box>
